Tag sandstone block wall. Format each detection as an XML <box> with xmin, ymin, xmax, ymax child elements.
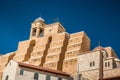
<box><xmin>63</xmin><ymin>32</ymin><xmax>90</xmax><ymax>74</ymax></box>
<box><xmin>0</xmin><ymin>19</ymin><xmax>92</xmax><ymax>80</ymax></box>
<box><xmin>44</xmin><ymin>22</ymin><xmax>65</xmax><ymax>37</ymax></box>
<box><xmin>78</xmin><ymin>51</ymin><xmax>102</xmax><ymax>80</ymax></box>
<box><xmin>105</xmin><ymin>47</ymin><xmax>118</xmax><ymax>58</ymax></box>
<box><xmin>43</xmin><ymin>32</ymin><xmax>69</xmax><ymax>70</ymax></box>
<box><xmin>81</xmin><ymin>70</ymin><xmax>99</xmax><ymax>80</ymax></box>
<box><xmin>103</xmin><ymin>58</ymin><xmax>114</xmax><ymax>70</ymax></box>
<box><xmin>13</xmin><ymin>40</ymin><xmax>35</xmax><ymax>62</ymax></box>
<box><xmin>29</xmin><ymin>36</ymin><xmax>50</xmax><ymax>66</ymax></box>
<box><xmin>103</xmin><ymin>68</ymin><xmax>120</xmax><ymax>79</ymax></box>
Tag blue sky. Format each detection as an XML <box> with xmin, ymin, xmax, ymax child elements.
<box><xmin>0</xmin><ymin>0</ymin><xmax>120</xmax><ymax>57</ymax></box>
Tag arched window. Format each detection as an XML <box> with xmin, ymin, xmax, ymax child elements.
<box><xmin>32</xmin><ymin>28</ymin><xmax>37</xmax><ymax>36</ymax></box>
<box><xmin>40</xmin><ymin>29</ymin><xmax>44</xmax><ymax>37</ymax></box>
<box><xmin>46</xmin><ymin>75</ymin><xmax>50</xmax><ymax>80</ymax></box>
<box><xmin>58</xmin><ymin>77</ymin><xmax>62</xmax><ymax>80</ymax></box>
<box><xmin>34</xmin><ymin>73</ymin><xmax>39</xmax><ymax>80</ymax></box>
<box><xmin>5</xmin><ymin>75</ymin><xmax>8</xmax><ymax>80</ymax></box>
<box><xmin>20</xmin><ymin>69</ymin><xmax>24</xmax><ymax>75</ymax></box>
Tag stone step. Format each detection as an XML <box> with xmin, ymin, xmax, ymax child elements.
<box><xmin>45</xmin><ymin>54</ymin><xmax>60</xmax><ymax>62</ymax></box>
<box><xmin>66</xmin><ymin>43</ymin><xmax>82</xmax><ymax>51</ymax></box>
<box><xmin>68</xmin><ymin>37</ymin><xmax>82</xmax><ymax>45</ymax></box>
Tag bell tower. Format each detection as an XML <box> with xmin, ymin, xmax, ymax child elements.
<box><xmin>30</xmin><ymin>17</ymin><xmax>46</xmax><ymax>39</ymax></box>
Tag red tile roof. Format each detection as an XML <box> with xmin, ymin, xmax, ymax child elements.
<box><xmin>18</xmin><ymin>62</ymin><xmax>70</xmax><ymax>77</ymax></box>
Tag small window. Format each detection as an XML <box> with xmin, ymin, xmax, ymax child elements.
<box><xmin>20</xmin><ymin>69</ymin><xmax>24</xmax><ymax>75</ymax></box>
<box><xmin>5</xmin><ymin>75</ymin><xmax>8</xmax><ymax>80</ymax></box>
<box><xmin>113</xmin><ymin>62</ymin><xmax>116</xmax><ymax>68</ymax></box>
<box><xmin>46</xmin><ymin>75</ymin><xmax>50</xmax><ymax>80</ymax></box>
<box><xmin>108</xmin><ymin>62</ymin><xmax>110</xmax><ymax>67</ymax></box>
<box><xmin>58</xmin><ymin>77</ymin><xmax>62</xmax><ymax>80</ymax></box>
<box><xmin>105</xmin><ymin>62</ymin><xmax>107</xmax><ymax>67</ymax></box>
<box><xmin>93</xmin><ymin>62</ymin><xmax>95</xmax><ymax>66</ymax></box>
<box><xmin>90</xmin><ymin>62</ymin><xmax>92</xmax><ymax>67</ymax></box>
<box><xmin>90</xmin><ymin>61</ymin><xmax>95</xmax><ymax>67</ymax></box>
<box><xmin>34</xmin><ymin>73</ymin><xmax>39</xmax><ymax>80</ymax></box>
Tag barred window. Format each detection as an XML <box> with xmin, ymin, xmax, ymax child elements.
<box><xmin>20</xmin><ymin>69</ymin><xmax>24</xmax><ymax>75</ymax></box>
<box><xmin>34</xmin><ymin>73</ymin><xmax>39</xmax><ymax>80</ymax></box>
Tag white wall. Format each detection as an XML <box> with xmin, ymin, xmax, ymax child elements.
<box><xmin>2</xmin><ymin>60</ymin><xmax>71</xmax><ymax>80</ymax></box>
<box><xmin>2</xmin><ymin>60</ymin><xmax>18</xmax><ymax>80</ymax></box>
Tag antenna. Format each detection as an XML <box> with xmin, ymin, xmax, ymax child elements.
<box><xmin>56</xmin><ymin>17</ymin><xmax>59</xmax><ymax>22</ymax></box>
<box><xmin>98</xmin><ymin>41</ymin><xmax>101</xmax><ymax>46</ymax></box>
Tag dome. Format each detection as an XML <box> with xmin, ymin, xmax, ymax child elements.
<box><xmin>93</xmin><ymin>46</ymin><xmax>105</xmax><ymax>51</ymax></box>
<box><xmin>34</xmin><ymin>17</ymin><xmax>45</xmax><ymax>22</ymax></box>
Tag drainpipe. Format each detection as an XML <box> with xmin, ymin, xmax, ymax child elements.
<box><xmin>99</xmin><ymin>50</ymin><xmax>103</xmax><ymax>80</ymax></box>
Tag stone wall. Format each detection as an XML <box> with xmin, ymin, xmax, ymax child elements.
<box><xmin>103</xmin><ymin>58</ymin><xmax>114</xmax><ymax>70</ymax></box>
<box><xmin>80</xmin><ymin>70</ymin><xmax>99</xmax><ymax>80</ymax></box>
<box><xmin>13</xmin><ymin>40</ymin><xmax>35</xmax><ymax>62</ymax></box>
<box><xmin>43</xmin><ymin>32</ymin><xmax>69</xmax><ymax>70</ymax></box>
<box><xmin>105</xmin><ymin>47</ymin><xmax>118</xmax><ymax>58</ymax></box>
<box><xmin>78</xmin><ymin>51</ymin><xmax>101</xmax><ymax>80</ymax></box>
<box><xmin>44</xmin><ymin>22</ymin><xmax>65</xmax><ymax>37</ymax></box>
<box><xmin>0</xmin><ymin>20</ymin><xmax>92</xmax><ymax>80</ymax></box>
<box><xmin>63</xmin><ymin>32</ymin><xmax>90</xmax><ymax>74</ymax></box>
<box><xmin>29</xmin><ymin>36</ymin><xmax>50</xmax><ymax>66</ymax></box>
<box><xmin>103</xmin><ymin>68</ymin><xmax>120</xmax><ymax>79</ymax></box>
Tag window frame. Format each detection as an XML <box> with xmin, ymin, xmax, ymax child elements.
<box><xmin>20</xmin><ymin>69</ymin><xmax>24</xmax><ymax>75</ymax></box>
<box><xmin>34</xmin><ymin>73</ymin><xmax>39</xmax><ymax>80</ymax></box>
<box><xmin>46</xmin><ymin>75</ymin><xmax>51</xmax><ymax>80</ymax></box>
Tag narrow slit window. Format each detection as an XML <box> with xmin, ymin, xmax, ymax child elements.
<box><xmin>93</xmin><ymin>62</ymin><xmax>95</xmax><ymax>66</ymax></box>
<box><xmin>90</xmin><ymin>62</ymin><xmax>92</xmax><ymax>67</ymax></box>
<box><xmin>105</xmin><ymin>62</ymin><xmax>107</xmax><ymax>67</ymax></box>
<box><xmin>108</xmin><ymin>62</ymin><xmax>110</xmax><ymax>67</ymax></box>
